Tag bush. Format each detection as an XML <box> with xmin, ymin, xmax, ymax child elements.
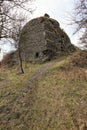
<box><xmin>70</xmin><ymin>50</ymin><xmax>87</xmax><ymax>68</ymax></box>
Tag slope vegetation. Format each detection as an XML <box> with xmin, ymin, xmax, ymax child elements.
<box><xmin>0</xmin><ymin>51</ymin><xmax>87</xmax><ymax>130</ymax></box>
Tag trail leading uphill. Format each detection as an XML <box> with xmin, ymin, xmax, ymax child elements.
<box><xmin>0</xmin><ymin>53</ymin><xmax>87</xmax><ymax>130</ymax></box>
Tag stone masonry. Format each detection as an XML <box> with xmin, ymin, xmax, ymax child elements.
<box><xmin>19</xmin><ymin>14</ymin><xmax>75</xmax><ymax>63</ymax></box>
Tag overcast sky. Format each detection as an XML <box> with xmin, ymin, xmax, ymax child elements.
<box><xmin>32</xmin><ymin>0</ymin><xmax>79</xmax><ymax>45</ymax></box>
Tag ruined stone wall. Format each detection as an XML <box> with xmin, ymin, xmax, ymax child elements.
<box><xmin>19</xmin><ymin>16</ymin><xmax>76</xmax><ymax>63</ymax></box>
<box><xmin>44</xmin><ymin>17</ymin><xmax>74</xmax><ymax>55</ymax></box>
<box><xmin>19</xmin><ymin>18</ymin><xmax>48</xmax><ymax>62</ymax></box>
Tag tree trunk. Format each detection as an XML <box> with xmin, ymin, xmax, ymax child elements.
<box><xmin>18</xmin><ymin>47</ymin><xmax>24</xmax><ymax>74</ymax></box>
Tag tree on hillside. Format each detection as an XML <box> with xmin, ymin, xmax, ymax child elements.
<box><xmin>0</xmin><ymin>0</ymin><xmax>33</xmax><ymax>40</ymax></box>
<box><xmin>0</xmin><ymin>0</ymin><xmax>34</xmax><ymax>73</ymax></box>
<box><xmin>73</xmin><ymin>0</ymin><xmax>87</xmax><ymax>48</ymax></box>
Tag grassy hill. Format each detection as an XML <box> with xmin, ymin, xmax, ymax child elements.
<box><xmin>0</xmin><ymin>51</ymin><xmax>87</xmax><ymax>130</ymax></box>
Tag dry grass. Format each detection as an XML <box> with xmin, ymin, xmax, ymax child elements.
<box><xmin>28</xmin><ymin>62</ymin><xmax>87</xmax><ymax>130</ymax></box>
<box><xmin>69</xmin><ymin>50</ymin><xmax>87</xmax><ymax>68</ymax></box>
<box><xmin>0</xmin><ymin>63</ymin><xmax>41</xmax><ymax>130</ymax></box>
<box><xmin>0</xmin><ymin>52</ymin><xmax>87</xmax><ymax>130</ymax></box>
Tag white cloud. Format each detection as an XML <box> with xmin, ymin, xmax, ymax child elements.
<box><xmin>32</xmin><ymin>0</ymin><xmax>74</xmax><ymax>19</ymax></box>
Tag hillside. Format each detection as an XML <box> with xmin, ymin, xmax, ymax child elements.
<box><xmin>0</xmin><ymin>51</ymin><xmax>87</xmax><ymax>130</ymax></box>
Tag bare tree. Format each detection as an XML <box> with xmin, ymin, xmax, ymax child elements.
<box><xmin>0</xmin><ymin>0</ymin><xmax>33</xmax><ymax>39</ymax></box>
<box><xmin>0</xmin><ymin>0</ymin><xmax>34</xmax><ymax>73</ymax></box>
<box><xmin>73</xmin><ymin>0</ymin><xmax>87</xmax><ymax>48</ymax></box>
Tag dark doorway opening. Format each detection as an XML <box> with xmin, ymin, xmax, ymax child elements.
<box><xmin>35</xmin><ymin>52</ymin><xmax>39</xmax><ymax>58</ymax></box>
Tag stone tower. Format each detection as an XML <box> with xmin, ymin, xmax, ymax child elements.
<box><xmin>19</xmin><ymin>15</ymin><xmax>75</xmax><ymax>63</ymax></box>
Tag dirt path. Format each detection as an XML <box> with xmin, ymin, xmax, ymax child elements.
<box><xmin>22</xmin><ymin>56</ymin><xmax>66</xmax><ymax>91</ymax></box>
<box><xmin>29</xmin><ymin>61</ymin><xmax>54</xmax><ymax>81</ymax></box>
<box><xmin>2</xmin><ymin>60</ymin><xmax>56</xmax><ymax>129</ymax></box>
<box><xmin>21</xmin><ymin>60</ymin><xmax>55</xmax><ymax>94</ymax></box>
<box><xmin>0</xmin><ymin>57</ymin><xmax>65</xmax><ymax>129</ymax></box>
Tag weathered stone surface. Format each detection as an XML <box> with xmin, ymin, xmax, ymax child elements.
<box><xmin>19</xmin><ymin>15</ymin><xmax>75</xmax><ymax>63</ymax></box>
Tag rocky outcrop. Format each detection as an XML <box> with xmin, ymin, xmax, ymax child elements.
<box><xmin>19</xmin><ymin>15</ymin><xmax>76</xmax><ymax>63</ymax></box>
